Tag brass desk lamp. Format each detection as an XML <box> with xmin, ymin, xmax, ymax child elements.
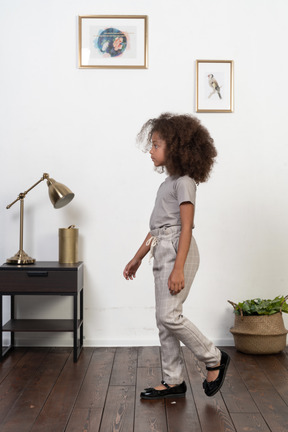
<box><xmin>6</xmin><ymin>173</ymin><xmax>74</xmax><ymax>265</ymax></box>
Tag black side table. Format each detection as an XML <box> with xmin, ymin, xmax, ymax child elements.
<box><xmin>0</xmin><ymin>261</ymin><xmax>83</xmax><ymax>362</ymax></box>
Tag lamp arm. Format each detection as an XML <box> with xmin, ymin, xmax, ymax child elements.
<box><xmin>6</xmin><ymin>173</ymin><xmax>50</xmax><ymax>209</ymax></box>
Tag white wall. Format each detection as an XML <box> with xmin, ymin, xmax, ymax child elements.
<box><xmin>1</xmin><ymin>0</ymin><xmax>288</xmax><ymax>348</ymax></box>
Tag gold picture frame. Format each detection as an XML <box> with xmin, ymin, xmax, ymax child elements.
<box><xmin>78</xmin><ymin>15</ymin><xmax>148</xmax><ymax>69</ymax></box>
<box><xmin>196</xmin><ymin>60</ymin><xmax>234</xmax><ymax>113</ymax></box>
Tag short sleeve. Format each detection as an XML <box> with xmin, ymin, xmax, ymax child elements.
<box><xmin>175</xmin><ymin>176</ymin><xmax>196</xmax><ymax>205</ymax></box>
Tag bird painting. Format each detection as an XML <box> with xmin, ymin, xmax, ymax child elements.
<box><xmin>208</xmin><ymin>74</ymin><xmax>222</xmax><ymax>99</ymax></box>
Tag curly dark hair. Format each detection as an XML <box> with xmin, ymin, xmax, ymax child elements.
<box><xmin>137</xmin><ymin>113</ymin><xmax>217</xmax><ymax>183</ymax></box>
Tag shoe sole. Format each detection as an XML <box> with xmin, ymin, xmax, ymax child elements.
<box><xmin>141</xmin><ymin>393</ymin><xmax>186</xmax><ymax>400</ymax></box>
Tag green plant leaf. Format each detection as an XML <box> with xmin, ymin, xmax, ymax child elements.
<box><xmin>229</xmin><ymin>295</ymin><xmax>288</xmax><ymax>316</ymax></box>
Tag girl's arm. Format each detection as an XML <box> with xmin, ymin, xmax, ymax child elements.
<box><xmin>168</xmin><ymin>202</ymin><xmax>194</xmax><ymax>295</ymax></box>
<box><xmin>123</xmin><ymin>232</ymin><xmax>152</xmax><ymax>280</ymax></box>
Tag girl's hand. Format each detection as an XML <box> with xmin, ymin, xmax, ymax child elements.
<box><xmin>123</xmin><ymin>258</ymin><xmax>142</xmax><ymax>280</ymax></box>
<box><xmin>168</xmin><ymin>268</ymin><xmax>185</xmax><ymax>295</ymax></box>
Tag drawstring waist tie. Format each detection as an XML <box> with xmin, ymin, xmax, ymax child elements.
<box><xmin>146</xmin><ymin>236</ymin><xmax>158</xmax><ymax>263</ymax></box>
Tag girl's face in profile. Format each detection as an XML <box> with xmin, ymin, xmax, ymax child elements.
<box><xmin>150</xmin><ymin>132</ymin><xmax>166</xmax><ymax>167</ymax></box>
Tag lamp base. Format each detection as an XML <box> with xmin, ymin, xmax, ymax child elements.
<box><xmin>6</xmin><ymin>249</ymin><xmax>36</xmax><ymax>265</ymax></box>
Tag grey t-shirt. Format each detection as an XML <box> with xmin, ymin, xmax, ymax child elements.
<box><xmin>149</xmin><ymin>175</ymin><xmax>197</xmax><ymax>230</ymax></box>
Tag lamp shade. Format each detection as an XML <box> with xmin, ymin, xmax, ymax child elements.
<box><xmin>47</xmin><ymin>178</ymin><xmax>75</xmax><ymax>209</ymax></box>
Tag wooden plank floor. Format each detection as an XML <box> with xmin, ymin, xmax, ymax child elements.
<box><xmin>0</xmin><ymin>346</ymin><xmax>288</xmax><ymax>432</ymax></box>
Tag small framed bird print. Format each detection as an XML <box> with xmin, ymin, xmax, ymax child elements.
<box><xmin>196</xmin><ymin>60</ymin><xmax>234</xmax><ymax>112</ymax></box>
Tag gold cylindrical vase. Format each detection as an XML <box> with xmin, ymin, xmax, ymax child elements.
<box><xmin>59</xmin><ymin>225</ymin><xmax>78</xmax><ymax>263</ymax></box>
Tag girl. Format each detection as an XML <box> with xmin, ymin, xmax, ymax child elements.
<box><xmin>123</xmin><ymin>113</ymin><xmax>230</xmax><ymax>399</ymax></box>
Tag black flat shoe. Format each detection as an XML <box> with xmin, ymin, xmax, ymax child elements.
<box><xmin>203</xmin><ymin>350</ymin><xmax>230</xmax><ymax>397</ymax></box>
<box><xmin>140</xmin><ymin>380</ymin><xmax>187</xmax><ymax>400</ymax></box>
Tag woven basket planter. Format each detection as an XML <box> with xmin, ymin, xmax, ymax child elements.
<box><xmin>230</xmin><ymin>312</ymin><xmax>288</xmax><ymax>354</ymax></box>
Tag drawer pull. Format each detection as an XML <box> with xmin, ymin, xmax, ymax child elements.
<box><xmin>27</xmin><ymin>271</ymin><xmax>48</xmax><ymax>277</ymax></box>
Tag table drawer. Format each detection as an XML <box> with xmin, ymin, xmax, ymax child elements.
<box><xmin>0</xmin><ymin>270</ymin><xmax>78</xmax><ymax>293</ymax></box>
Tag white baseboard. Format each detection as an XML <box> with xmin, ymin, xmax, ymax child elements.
<box><xmin>12</xmin><ymin>335</ymin><xmax>235</xmax><ymax>348</ymax></box>
<box><xmin>83</xmin><ymin>337</ymin><xmax>235</xmax><ymax>347</ymax></box>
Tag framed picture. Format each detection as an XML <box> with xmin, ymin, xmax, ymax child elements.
<box><xmin>196</xmin><ymin>60</ymin><xmax>234</xmax><ymax>112</ymax></box>
<box><xmin>78</xmin><ymin>15</ymin><xmax>148</xmax><ymax>69</ymax></box>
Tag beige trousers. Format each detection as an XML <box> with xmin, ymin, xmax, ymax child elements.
<box><xmin>150</xmin><ymin>226</ymin><xmax>221</xmax><ymax>385</ymax></box>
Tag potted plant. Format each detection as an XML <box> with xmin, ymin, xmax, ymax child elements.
<box><xmin>228</xmin><ymin>295</ymin><xmax>288</xmax><ymax>354</ymax></box>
